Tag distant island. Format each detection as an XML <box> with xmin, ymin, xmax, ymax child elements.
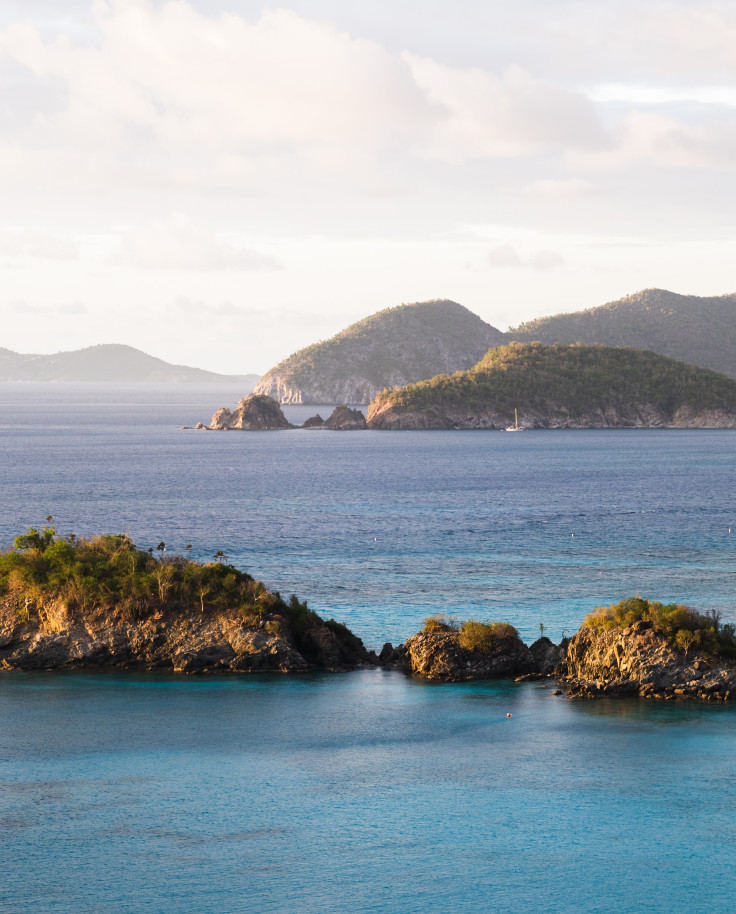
<box><xmin>2</xmin><ymin>527</ymin><xmax>735</xmax><ymax>700</ymax></box>
<box><xmin>366</xmin><ymin>342</ymin><xmax>736</xmax><ymax>429</ymax></box>
<box><xmin>0</xmin><ymin>343</ymin><xmax>259</xmax><ymax>385</ymax></box>
<box><xmin>251</xmin><ymin>288</ymin><xmax>736</xmax><ymax>406</ymax></box>
<box><xmin>253</xmin><ymin>299</ymin><xmax>506</xmax><ymax>405</ymax></box>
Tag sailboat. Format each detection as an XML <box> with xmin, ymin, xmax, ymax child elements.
<box><xmin>505</xmin><ymin>408</ymin><xmax>525</xmax><ymax>432</ymax></box>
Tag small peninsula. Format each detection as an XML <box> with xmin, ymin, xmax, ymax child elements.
<box><xmin>366</xmin><ymin>342</ymin><xmax>736</xmax><ymax>429</ymax></box>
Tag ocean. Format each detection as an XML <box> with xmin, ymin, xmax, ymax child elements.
<box><xmin>1</xmin><ymin>383</ymin><xmax>735</xmax><ymax>912</ymax></box>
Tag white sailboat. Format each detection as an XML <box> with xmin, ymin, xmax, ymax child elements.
<box><xmin>505</xmin><ymin>408</ymin><xmax>525</xmax><ymax>432</ymax></box>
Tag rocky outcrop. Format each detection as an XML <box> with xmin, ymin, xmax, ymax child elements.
<box><xmin>390</xmin><ymin>629</ymin><xmax>539</xmax><ymax>681</ymax></box>
<box><xmin>207</xmin><ymin>394</ymin><xmax>293</xmax><ymax>430</ymax></box>
<box><xmin>302</xmin><ymin>414</ymin><xmax>326</xmax><ymax>428</ymax></box>
<box><xmin>253</xmin><ymin>300</ymin><xmax>507</xmax><ymax>405</ymax></box>
<box><xmin>0</xmin><ymin>598</ymin><xmax>375</xmax><ymax>674</ymax></box>
<box><xmin>325</xmin><ymin>406</ymin><xmax>367</xmax><ymax>430</ymax></box>
<box><xmin>560</xmin><ymin>621</ymin><xmax>736</xmax><ymax>699</ymax></box>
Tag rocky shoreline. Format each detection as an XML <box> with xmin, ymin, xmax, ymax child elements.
<box><xmin>5</xmin><ymin>595</ymin><xmax>736</xmax><ymax>701</ymax></box>
<box><xmin>194</xmin><ymin>394</ymin><xmax>736</xmax><ymax>433</ymax></box>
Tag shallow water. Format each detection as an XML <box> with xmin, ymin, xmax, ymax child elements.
<box><xmin>2</xmin><ymin>384</ymin><xmax>736</xmax><ymax>912</ymax></box>
<box><xmin>1</xmin><ymin>670</ymin><xmax>735</xmax><ymax>914</ymax></box>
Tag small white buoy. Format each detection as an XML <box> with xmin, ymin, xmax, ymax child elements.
<box><xmin>571</xmin><ymin>533</ymin><xmax>574</xmax><ymax>538</ymax></box>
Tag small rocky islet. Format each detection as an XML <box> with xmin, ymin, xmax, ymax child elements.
<box><xmin>2</xmin><ymin>528</ymin><xmax>736</xmax><ymax>700</ymax></box>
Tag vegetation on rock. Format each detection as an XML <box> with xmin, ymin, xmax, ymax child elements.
<box><xmin>367</xmin><ymin>342</ymin><xmax>736</xmax><ymax>428</ymax></box>
<box><xmin>584</xmin><ymin>596</ymin><xmax>736</xmax><ymax>659</ymax></box>
<box><xmin>2</xmin><ymin>526</ymin><xmax>314</xmax><ymax>632</ymax></box>
<box><xmin>421</xmin><ymin>615</ymin><xmax>519</xmax><ymax>652</ymax></box>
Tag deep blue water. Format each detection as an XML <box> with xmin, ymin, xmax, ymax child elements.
<box><xmin>2</xmin><ymin>383</ymin><xmax>736</xmax><ymax>913</ymax></box>
<box><xmin>1</xmin><ymin>383</ymin><xmax>736</xmax><ymax>647</ymax></box>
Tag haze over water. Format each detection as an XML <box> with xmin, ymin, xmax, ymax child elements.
<box><xmin>2</xmin><ymin>383</ymin><xmax>736</xmax><ymax>912</ymax></box>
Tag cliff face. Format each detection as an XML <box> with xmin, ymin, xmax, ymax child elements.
<box><xmin>0</xmin><ymin>599</ymin><xmax>373</xmax><ymax>673</ymax></box>
<box><xmin>366</xmin><ymin>343</ymin><xmax>736</xmax><ymax>430</ymax></box>
<box><xmin>208</xmin><ymin>394</ymin><xmax>293</xmax><ymax>429</ymax></box>
<box><xmin>253</xmin><ymin>300</ymin><xmax>506</xmax><ymax>405</ymax></box>
<box><xmin>560</xmin><ymin>621</ymin><xmax>736</xmax><ymax>699</ymax></box>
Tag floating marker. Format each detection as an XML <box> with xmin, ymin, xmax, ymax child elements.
<box><xmin>506</xmin><ymin>712</ymin><xmax>512</xmax><ymax>718</ymax></box>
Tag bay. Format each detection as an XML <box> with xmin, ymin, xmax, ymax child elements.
<box><xmin>2</xmin><ymin>383</ymin><xmax>736</xmax><ymax>913</ymax></box>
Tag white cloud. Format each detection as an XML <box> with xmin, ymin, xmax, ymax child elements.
<box><xmin>0</xmin><ymin>229</ymin><xmax>78</xmax><ymax>260</ymax></box>
<box><xmin>520</xmin><ymin>178</ymin><xmax>596</xmax><ymax>200</ymax></box>
<box><xmin>9</xmin><ymin>298</ymin><xmax>87</xmax><ymax>315</ymax></box>
<box><xmin>486</xmin><ymin>244</ymin><xmax>564</xmax><ymax>271</ymax></box>
<box><xmin>0</xmin><ymin>2</ymin><xmax>433</xmax><ymax>193</ymax></box>
<box><xmin>117</xmin><ymin>214</ymin><xmax>281</xmax><ymax>271</ymax></box>
<box><xmin>403</xmin><ymin>56</ymin><xmax>611</xmax><ymax>161</ymax></box>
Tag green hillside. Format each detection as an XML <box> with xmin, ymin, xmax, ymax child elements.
<box><xmin>253</xmin><ymin>299</ymin><xmax>506</xmax><ymax>404</ymax></box>
<box><xmin>367</xmin><ymin>342</ymin><xmax>736</xmax><ymax>428</ymax></box>
<box><xmin>509</xmin><ymin>289</ymin><xmax>736</xmax><ymax>379</ymax></box>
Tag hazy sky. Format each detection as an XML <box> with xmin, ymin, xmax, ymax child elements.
<box><xmin>2</xmin><ymin>0</ymin><xmax>736</xmax><ymax>373</ymax></box>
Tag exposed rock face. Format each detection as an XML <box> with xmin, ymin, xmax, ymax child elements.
<box><xmin>560</xmin><ymin>621</ymin><xmax>736</xmax><ymax>699</ymax></box>
<box><xmin>325</xmin><ymin>405</ymin><xmax>367</xmax><ymax>430</ymax></box>
<box><xmin>0</xmin><ymin>599</ymin><xmax>374</xmax><ymax>673</ymax></box>
<box><xmin>367</xmin><ymin>403</ymin><xmax>736</xmax><ymax>430</ymax></box>
<box><xmin>395</xmin><ymin>630</ymin><xmax>539</xmax><ymax>681</ymax></box>
<box><xmin>253</xmin><ymin>299</ymin><xmax>507</xmax><ymax>404</ymax></box>
<box><xmin>207</xmin><ymin>395</ymin><xmax>293</xmax><ymax>430</ymax></box>
<box><xmin>302</xmin><ymin>414</ymin><xmax>326</xmax><ymax>428</ymax></box>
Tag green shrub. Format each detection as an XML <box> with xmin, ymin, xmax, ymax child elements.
<box><xmin>422</xmin><ymin>614</ymin><xmax>458</xmax><ymax>634</ymax></box>
<box><xmin>585</xmin><ymin>596</ymin><xmax>736</xmax><ymax>658</ymax></box>
<box><xmin>458</xmin><ymin>620</ymin><xmax>519</xmax><ymax>653</ymax></box>
<box><xmin>0</xmin><ymin>527</ymin><xmax>300</xmax><ymax>628</ymax></box>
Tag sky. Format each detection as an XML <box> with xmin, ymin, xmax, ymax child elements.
<box><xmin>2</xmin><ymin>0</ymin><xmax>736</xmax><ymax>374</ymax></box>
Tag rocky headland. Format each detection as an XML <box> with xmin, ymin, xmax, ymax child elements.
<box><xmin>253</xmin><ymin>299</ymin><xmax>506</xmax><ymax>405</ymax></box>
<box><xmin>0</xmin><ymin>528</ymin><xmax>373</xmax><ymax>673</ymax></box>
<box><xmin>560</xmin><ymin>617</ymin><xmax>736</xmax><ymax>700</ymax></box>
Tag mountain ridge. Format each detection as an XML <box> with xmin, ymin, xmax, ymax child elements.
<box><xmin>0</xmin><ymin>343</ymin><xmax>259</xmax><ymax>385</ymax></box>
<box><xmin>508</xmin><ymin>288</ymin><xmax>736</xmax><ymax>378</ymax></box>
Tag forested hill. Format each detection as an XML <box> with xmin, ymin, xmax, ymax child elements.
<box><xmin>252</xmin><ymin>299</ymin><xmax>506</xmax><ymax>405</ymax></box>
<box><xmin>366</xmin><ymin>342</ymin><xmax>736</xmax><ymax>429</ymax></box>
<box><xmin>508</xmin><ymin>289</ymin><xmax>736</xmax><ymax>379</ymax></box>
<box><xmin>0</xmin><ymin>344</ymin><xmax>259</xmax><ymax>385</ymax></box>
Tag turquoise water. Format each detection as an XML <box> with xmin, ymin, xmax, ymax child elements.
<box><xmin>2</xmin><ymin>384</ymin><xmax>736</xmax><ymax>912</ymax></box>
<box><xmin>1</xmin><ymin>671</ymin><xmax>735</xmax><ymax>913</ymax></box>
